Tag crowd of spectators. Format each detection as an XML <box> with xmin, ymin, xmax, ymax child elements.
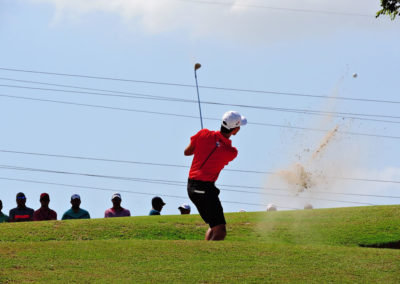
<box><xmin>0</xmin><ymin>192</ymin><xmax>191</xmax><ymax>223</ymax></box>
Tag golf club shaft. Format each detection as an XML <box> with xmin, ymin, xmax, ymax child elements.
<box><xmin>194</xmin><ymin>70</ymin><xmax>204</xmax><ymax>129</ymax></box>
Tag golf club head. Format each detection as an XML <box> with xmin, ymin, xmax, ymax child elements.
<box><xmin>194</xmin><ymin>63</ymin><xmax>201</xmax><ymax>71</ymax></box>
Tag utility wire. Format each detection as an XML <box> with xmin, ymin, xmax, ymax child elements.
<box><xmin>1</xmin><ymin>149</ymin><xmax>400</xmax><ymax>186</ymax></box>
<box><xmin>218</xmin><ymin>186</ymin><xmax>377</xmax><ymax>206</ymax></box>
<box><xmin>1</xmin><ymin>79</ymin><xmax>400</xmax><ymax>122</ymax></box>
<box><xmin>1</xmin><ymin>68</ymin><xmax>399</xmax><ymax>105</ymax></box>
<box><xmin>0</xmin><ymin>149</ymin><xmax>189</xmax><ymax>169</ymax></box>
<box><xmin>0</xmin><ymin>164</ymin><xmax>389</xmax><ymax>205</ymax></box>
<box><xmin>178</xmin><ymin>0</ymin><xmax>373</xmax><ymax>18</ymax></box>
<box><xmin>1</xmin><ymin>83</ymin><xmax>400</xmax><ymax>124</ymax></box>
<box><xmin>0</xmin><ymin>93</ymin><xmax>200</xmax><ymax>119</ymax></box>
<box><xmin>0</xmin><ymin>176</ymin><xmax>299</xmax><ymax>210</ymax></box>
<box><xmin>0</xmin><ymin>166</ymin><xmax>376</xmax><ymax>206</ymax></box>
<box><xmin>1</xmin><ymin>93</ymin><xmax>399</xmax><ymax>140</ymax></box>
<box><xmin>312</xmin><ymin>190</ymin><xmax>400</xmax><ymax>199</ymax></box>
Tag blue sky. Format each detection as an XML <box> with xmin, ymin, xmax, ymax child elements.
<box><xmin>0</xmin><ymin>0</ymin><xmax>399</xmax><ymax>218</ymax></box>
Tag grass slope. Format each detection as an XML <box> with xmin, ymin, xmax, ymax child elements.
<box><xmin>1</xmin><ymin>205</ymin><xmax>400</xmax><ymax>283</ymax></box>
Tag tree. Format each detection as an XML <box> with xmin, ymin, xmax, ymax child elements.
<box><xmin>376</xmin><ymin>0</ymin><xmax>400</xmax><ymax>19</ymax></box>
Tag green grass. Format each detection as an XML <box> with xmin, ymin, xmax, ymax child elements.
<box><xmin>1</xmin><ymin>205</ymin><xmax>400</xmax><ymax>283</ymax></box>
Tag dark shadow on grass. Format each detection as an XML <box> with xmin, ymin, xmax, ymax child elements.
<box><xmin>359</xmin><ymin>240</ymin><xmax>400</xmax><ymax>249</ymax></box>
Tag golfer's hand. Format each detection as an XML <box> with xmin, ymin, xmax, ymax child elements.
<box><xmin>184</xmin><ymin>143</ymin><xmax>195</xmax><ymax>156</ymax></box>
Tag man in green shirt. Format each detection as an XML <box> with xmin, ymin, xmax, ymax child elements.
<box><xmin>0</xmin><ymin>200</ymin><xmax>8</xmax><ymax>223</ymax></box>
<box><xmin>61</xmin><ymin>194</ymin><xmax>90</xmax><ymax>220</ymax></box>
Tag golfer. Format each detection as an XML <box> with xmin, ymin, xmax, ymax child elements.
<box><xmin>184</xmin><ymin>110</ymin><xmax>247</xmax><ymax>241</ymax></box>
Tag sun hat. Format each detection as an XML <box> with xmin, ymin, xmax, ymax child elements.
<box><xmin>178</xmin><ymin>204</ymin><xmax>191</xmax><ymax>210</ymax></box>
<box><xmin>40</xmin><ymin>193</ymin><xmax>50</xmax><ymax>201</ymax></box>
<box><xmin>112</xmin><ymin>193</ymin><xmax>122</xmax><ymax>200</ymax></box>
<box><xmin>71</xmin><ymin>194</ymin><xmax>81</xmax><ymax>200</ymax></box>
<box><xmin>221</xmin><ymin>111</ymin><xmax>247</xmax><ymax>130</ymax></box>
<box><xmin>152</xmin><ymin>196</ymin><xmax>166</xmax><ymax>206</ymax></box>
<box><xmin>16</xmin><ymin>192</ymin><xmax>26</xmax><ymax>199</ymax></box>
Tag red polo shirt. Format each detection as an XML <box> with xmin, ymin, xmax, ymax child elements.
<box><xmin>33</xmin><ymin>207</ymin><xmax>57</xmax><ymax>221</ymax></box>
<box><xmin>188</xmin><ymin>129</ymin><xmax>238</xmax><ymax>182</ymax></box>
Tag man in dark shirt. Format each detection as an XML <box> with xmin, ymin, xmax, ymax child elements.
<box><xmin>149</xmin><ymin>196</ymin><xmax>166</xmax><ymax>215</ymax></box>
<box><xmin>62</xmin><ymin>194</ymin><xmax>90</xmax><ymax>220</ymax></box>
<box><xmin>0</xmin><ymin>200</ymin><xmax>9</xmax><ymax>223</ymax></box>
<box><xmin>33</xmin><ymin>193</ymin><xmax>57</xmax><ymax>221</ymax></box>
<box><xmin>9</xmin><ymin>192</ymin><xmax>34</xmax><ymax>222</ymax></box>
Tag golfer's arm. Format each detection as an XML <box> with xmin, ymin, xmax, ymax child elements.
<box><xmin>184</xmin><ymin>143</ymin><xmax>195</xmax><ymax>156</ymax></box>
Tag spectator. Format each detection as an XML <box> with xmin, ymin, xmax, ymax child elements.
<box><xmin>9</xmin><ymin>192</ymin><xmax>34</xmax><ymax>222</ymax></box>
<box><xmin>61</xmin><ymin>194</ymin><xmax>90</xmax><ymax>220</ymax></box>
<box><xmin>178</xmin><ymin>204</ymin><xmax>191</xmax><ymax>215</ymax></box>
<box><xmin>0</xmin><ymin>200</ymin><xmax>9</xmax><ymax>223</ymax></box>
<box><xmin>149</xmin><ymin>196</ymin><xmax>165</xmax><ymax>215</ymax></box>
<box><xmin>33</xmin><ymin>193</ymin><xmax>57</xmax><ymax>221</ymax></box>
<box><xmin>104</xmin><ymin>193</ymin><xmax>131</xmax><ymax>218</ymax></box>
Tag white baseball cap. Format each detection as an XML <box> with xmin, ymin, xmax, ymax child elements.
<box><xmin>71</xmin><ymin>194</ymin><xmax>80</xmax><ymax>200</ymax></box>
<box><xmin>112</xmin><ymin>193</ymin><xmax>121</xmax><ymax>200</ymax></box>
<box><xmin>178</xmin><ymin>204</ymin><xmax>191</xmax><ymax>210</ymax></box>
<box><xmin>221</xmin><ymin>111</ymin><xmax>247</xmax><ymax>130</ymax></box>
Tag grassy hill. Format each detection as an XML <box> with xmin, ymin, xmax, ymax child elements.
<box><xmin>1</xmin><ymin>205</ymin><xmax>400</xmax><ymax>283</ymax></box>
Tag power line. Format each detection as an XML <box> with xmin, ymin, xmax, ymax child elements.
<box><xmin>0</xmin><ymin>93</ymin><xmax>200</xmax><ymax>119</ymax></box>
<box><xmin>310</xmin><ymin>190</ymin><xmax>400</xmax><ymax>200</ymax></box>
<box><xmin>0</xmin><ymin>164</ymin><xmax>259</xmax><ymax>186</ymax></box>
<box><xmin>0</xmin><ymin>166</ymin><xmax>375</xmax><ymax>206</ymax></box>
<box><xmin>1</xmin><ymin>93</ymin><xmax>399</xmax><ymax>140</ymax></box>
<box><xmin>0</xmin><ymin>147</ymin><xmax>398</xmax><ymax>200</ymax></box>
<box><xmin>0</xmin><ymin>176</ymin><xmax>299</xmax><ymax>210</ymax></box>
<box><xmin>1</xmin><ymin>67</ymin><xmax>399</xmax><ymax>105</ymax></box>
<box><xmin>218</xmin><ymin>183</ymin><xmax>400</xmax><ymax>199</ymax></box>
<box><xmin>249</xmin><ymin>121</ymin><xmax>400</xmax><ymax>140</ymax></box>
<box><xmin>336</xmin><ymin>176</ymin><xmax>400</xmax><ymax>184</ymax></box>
<box><xmin>219</xmin><ymin>186</ymin><xmax>377</xmax><ymax>206</ymax></box>
<box><xmin>0</xmin><ymin>164</ymin><xmax>392</xmax><ymax>206</ymax></box>
<box><xmin>0</xmin><ymin>149</ymin><xmax>189</xmax><ymax>169</ymax></box>
<box><xmin>1</xmin><ymin>78</ymin><xmax>400</xmax><ymax>122</ymax></box>
<box><xmin>2</xmin><ymin>83</ymin><xmax>400</xmax><ymax>125</ymax></box>
<box><xmin>0</xmin><ymin>164</ymin><xmax>185</xmax><ymax>185</ymax></box>
<box><xmin>1</xmin><ymin>149</ymin><xmax>400</xmax><ymax>186</ymax></box>
<box><xmin>0</xmin><ymin>78</ymin><xmax>167</xmax><ymax>100</ymax></box>
<box><xmin>178</xmin><ymin>0</ymin><xmax>373</xmax><ymax>18</ymax></box>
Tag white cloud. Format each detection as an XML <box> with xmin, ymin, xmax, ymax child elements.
<box><xmin>29</xmin><ymin>0</ymin><xmax>394</xmax><ymax>43</ymax></box>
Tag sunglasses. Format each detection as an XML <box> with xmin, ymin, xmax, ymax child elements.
<box><xmin>17</xmin><ymin>196</ymin><xmax>26</xmax><ymax>200</ymax></box>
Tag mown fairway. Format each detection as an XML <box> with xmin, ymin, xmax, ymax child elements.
<box><xmin>1</xmin><ymin>205</ymin><xmax>400</xmax><ymax>283</ymax></box>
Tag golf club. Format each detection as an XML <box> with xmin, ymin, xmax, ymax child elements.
<box><xmin>194</xmin><ymin>63</ymin><xmax>203</xmax><ymax>129</ymax></box>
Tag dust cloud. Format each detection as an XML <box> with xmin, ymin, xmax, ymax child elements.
<box><xmin>263</xmin><ymin>77</ymin><xmax>371</xmax><ymax>210</ymax></box>
<box><xmin>277</xmin><ymin>125</ymin><xmax>339</xmax><ymax>194</ymax></box>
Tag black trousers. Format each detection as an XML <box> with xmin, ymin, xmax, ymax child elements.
<box><xmin>187</xmin><ymin>179</ymin><xmax>226</xmax><ymax>228</ymax></box>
